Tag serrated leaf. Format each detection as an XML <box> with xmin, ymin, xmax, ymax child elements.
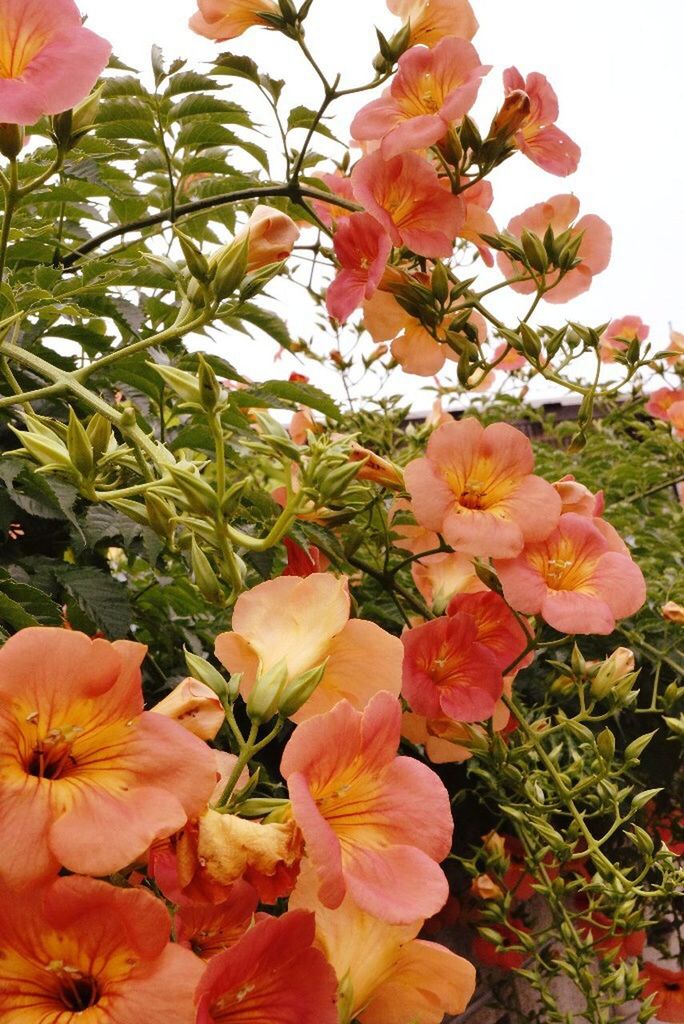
<box><xmin>52</xmin><ymin>564</ymin><xmax>133</xmax><ymax>638</ymax></box>
<box><xmin>287</xmin><ymin>105</ymin><xmax>338</xmax><ymax>142</ymax></box>
<box><xmin>213</xmin><ymin>52</ymin><xmax>260</xmax><ymax>85</ymax></box>
<box><xmin>0</xmin><ymin>577</ymin><xmax>63</xmax><ymax>626</ymax></box>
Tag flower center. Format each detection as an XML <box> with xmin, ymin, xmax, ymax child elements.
<box><xmin>0</xmin><ymin>22</ymin><xmax>51</xmax><ymax>80</ymax></box>
<box><xmin>459</xmin><ymin>479</ymin><xmax>487</xmax><ymax>510</ymax></box>
<box><xmin>48</xmin><ymin>963</ymin><xmax>100</xmax><ymax>1012</ymax></box>
<box><xmin>25</xmin><ymin>725</ymin><xmax>83</xmax><ymax>780</ymax></box>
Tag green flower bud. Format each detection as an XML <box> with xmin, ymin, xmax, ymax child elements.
<box><xmin>167</xmin><ymin>464</ymin><xmax>218</xmax><ymax>514</ymax></box>
<box><xmin>12</xmin><ymin>428</ymin><xmax>72</xmax><ymax>472</ymax></box>
<box><xmin>184</xmin><ymin>647</ymin><xmax>236</xmax><ymax>707</ymax></box>
<box><xmin>144</xmin><ymin>492</ymin><xmax>176</xmax><ymax>541</ymax></box>
<box><xmin>190</xmin><ymin>537</ymin><xmax>224</xmax><ymax>604</ymax></box>
<box><xmin>176</xmin><ymin>229</ymin><xmax>212</xmax><ymax>286</ymax></box>
<box><xmin>197</xmin><ymin>354</ymin><xmax>223</xmax><ymax>413</ymax></box>
<box><xmin>86</xmin><ymin>414</ymin><xmax>113</xmax><ymax>463</ymax></box>
<box><xmin>67</xmin><ymin>408</ymin><xmax>94</xmax><ymax>478</ymax></box>
<box><xmin>0</xmin><ymin>123</ymin><xmax>24</xmax><ymax>160</ymax></box>
<box><xmin>520</xmin><ymin>229</ymin><xmax>549</xmax><ymax>273</ymax></box>
<box><xmin>246</xmin><ymin>658</ymin><xmax>289</xmax><ymax>723</ymax></box>
<box><xmin>153</xmin><ymin>364</ymin><xmax>202</xmax><ymax>405</ymax></box>
<box><xmin>278</xmin><ymin>660</ymin><xmax>328</xmax><ymax>718</ymax></box>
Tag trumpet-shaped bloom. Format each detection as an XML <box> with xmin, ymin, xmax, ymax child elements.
<box><xmin>666</xmin><ymin>327</ymin><xmax>684</xmax><ymax>365</ymax></box>
<box><xmin>0</xmin><ymin>627</ymin><xmax>216</xmax><ymax>888</ymax></box>
<box><xmin>351</xmin><ymin>38</ymin><xmax>489</xmax><ymax>160</ymax></box>
<box><xmin>233</xmin><ymin>204</ymin><xmax>299</xmax><ymax>272</ymax></box>
<box><xmin>195</xmin><ymin>910</ymin><xmax>339</xmax><ymax>1024</ymax></box>
<box><xmin>190</xmin><ymin>0</ymin><xmax>279</xmax><ymax>41</ymax></box>
<box><xmin>352</xmin><ymin>151</ymin><xmax>465</xmax><ymax>258</ymax></box>
<box><xmin>404</xmin><ymin>417</ymin><xmax>561</xmax><ymax>558</ymax></box>
<box><xmin>412</xmin><ymin>551</ymin><xmax>485</xmax><ymax>612</ymax></box>
<box><xmin>0</xmin><ymin>0</ymin><xmax>111</xmax><ymax>125</ymax></box>
<box><xmin>290</xmin><ymin>863</ymin><xmax>476</xmax><ymax>1024</ymax></box>
<box><xmin>459</xmin><ymin>178</ymin><xmax>498</xmax><ymax>265</ymax></box>
<box><xmin>599</xmin><ymin>315</ymin><xmax>649</xmax><ymax>363</ymax></box>
<box><xmin>281</xmin><ymin>691</ymin><xmax>453</xmax><ymax>923</ymax></box>
<box><xmin>402</xmin><ymin>679</ymin><xmax>514</xmax><ymax>764</ymax></box>
<box><xmin>502</xmin><ymin>68</ymin><xmax>581</xmax><ymax>176</ymax></box>
<box><xmin>326</xmin><ymin>213</ymin><xmax>393</xmax><ymax>322</ymax></box>
<box><xmin>215</xmin><ymin>573</ymin><xmax>402</xmax><ymax>723</ymax></box>
<box><xmin>494</xmin><ymin>513</ymin><xmax>646</xmax><ymax>635</ymax></box>
<box><xmin>645</xmin><ymin>386</ymin><xmax>684</xmax><ymax>421</ymax></box>
<box><xmin>497</xmin><ymin>194</ymin><xmax>612</xmax><ymax>304</ymax></box>
<box><xmin>640</xmin><ymin>963</ymin><xmax>684</xmax><ymax>1023</ymax></box>
<box><xmin>387</xmin><ymin>0</ymin><xmax>478</xmax><ymax>48</ymax></box>
<box><xmin>176</xmin><ymin>882</ymin><xmax>259</xmax><ymax>960</ymax></box>
<box><xmin>152</xmin><ymin>676</ymin><xmax>225</xmax><ymax>740</ymax></box>
<box><xmin>402</xmin><ymin>612</ymin><xmax>503</xmax><ymax>722</ymax></box>
<box><xmin>0</xmin><ymin>875</ymin><xmax>203</xmax><ymax>1024</ymax></box>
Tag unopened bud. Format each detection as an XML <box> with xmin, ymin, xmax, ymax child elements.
<box><xmin>86</xmin><ymin>414</ymin><xmax>113</xmax><ymax>462</ymax></box>
<box><xmin>489</xmin><ymin>89</ymin><xmax>530</xmax><ymax>140</ymax></box>
<box><xmin>246</xmin><ymin>659</ymin><xmax>289</xmax><ymax>723</ymax></box>
<box><xmin>0</xmin><ymin>123</ymin><xmax>25</xmax><ymax>160</ymax></box>
<box><xmin>144</xmin><ymin>492</ymin><xmax>175</xmax><ymax>540</ymax></box>
<box><xmin>590</xmin><ymin>647</ymin><xmax>636</xmax><ymax>698</ymax></box>
<box><xmin>66</xmin><ymin>409</ymin><xmax>94</xmax><ymax>478</ymax></box>
<box><xmin>167</xmin><ymin>464</ymin><xmax>218</xmax><ymax>514</ymax></box>
<box><xmin>521</xmin><ymin>229</ymin><xmax>549</xmax><ymax>273</ymax></box>
<box><xmin>190</xmin><ymin>537</ymin><xmax>224</xmax><ymax>604</ymax></box>
<box><xmin>12</xmin><ymin>428</ymin><xmax>72</xmax><ymax>472</ymax></box>
<box><xmin>184</xmin><ymin>648</ymin><xmax>237</xmax><ymax>705</ymax></box>
<box><xmin>278</xmin><ymin>660</ymin><xmax>327</xmax><ymax>718</ymax></box>
<box><xmin>176</xmin><ymin>228</ymin><xmax>212</xmax><ymax>285</ymax></box>
<box><xmin>431</xmin><ymin>261</ymin><xmax>449</xmax><ymax>305</ymax></box>
<box><xmin>197</xmin><ymin>354</ymin><xmax>222</xmax><ymax>413</ymax></box>
<box><xmin>153</xmin><ymin>363</ymin><xmax>202</xmax><ymax>405</ymax></box>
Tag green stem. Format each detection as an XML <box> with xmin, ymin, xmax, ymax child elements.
<box><xmin>0</xmin><ymin>159</ymin><xmax>18</xmax><ymax>283</ymax></box>
<box><xmin>214</xmin><ymin>717</ymin><xmax>284</xmax><ymax>808</ymax></box>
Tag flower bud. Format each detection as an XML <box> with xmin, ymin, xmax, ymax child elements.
<box><xmin>349</xmin><ymin>443</ymin><xmax>403</xmax><ymax>489</ymax></box>
<box><xmin>71</xmin><ymin>85</ymin><xmax>104</xmax><ymax>136</ymax></box>
<box><xmin>590</xmin><ymin>647</ymin><xmax>636</xmax><ymax>698</ymax></box>
<box><xmin>234</xmin><ymin>205</ymin><xmax>300</xmax><ymax>274</ymax></box>
<box><xmin>489</xmin><ymin>89</ymin><xmax>530</xmax><ymax>140</ymax></box>
<box><xmin>185</xmin><ymin>648</ymin><xmax>240</xmax><ymax>705</ymax></box>
<box><xmin>151</xmin><ymin>677</ymin><xmax>225</xmax><ymax>740</ymax></box>
<box><xmin>167</xmin><ymin>464</ymin><xmax>218</xmax><ymax>514</ymax></box>
<box><xmin>152</xmin><ymin>364</ymin><xmax>202</xmax><ymax>405</ymax></box>
<box><xmin>197</xmin><ymin>354</ymin><xmax>223</xmax><ymax>413</ymax></box>
<box><xmin>190</xmin><ymin>537</ymin><xmax>224</xmax><ymax>604</ymax></box>
<box><xmin>0</xmin><ymin>123</ymin><xmax>25</xmax><ymax>160</ymax></box>
<box><xmin>12</xmin><ymin>428</ymin><xmax>72</xmax><ymax>472</ymax></box>
<box><xmin>144</xmin><ymin>492</ymin><xmax>176</xmax><ymax>541</ymax></box>
<box><xmin>67</xmin><ymin>408</ymin><xmax>94</xmax><ymax>478</ymax></box>
<box><xmin>662</xmin><ymin>600</ymin><xmax>684</xmax><ymax>624</ymax></box>
<box><xmin>246</xmin><ymin>658</ymin><xmax>289</xmax><ymax>723</ymax></box>
<box><xmin>86</xmin><ymin>414</ymin><xmax>113</xmax><ymax>463</ymax></box>
<box><xmin>176</xmin><ymin>228</ymin><xmax>212</xmax><ymax>286</ymax></box>
<box><xmin>277</xmin><ymin>660</ymin><xmax>327</xmax><ymax>718</ymax></box>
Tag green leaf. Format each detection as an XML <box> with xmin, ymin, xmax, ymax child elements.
<box><xmin>165</xmin><ymin>71</ymin><xmax>224</xmax><ymax>97</ymax></box>
<box><xmin>213</xmin><ymin>52</ymin><xmax>260</xmax><ymax>85</ymax></box>
<box><xmin>52</xmin><ymin>564</ymin><xmax>133</xmax><ymax>638</ymax></box>
<box><xmin>287</xmin><ymin>105</ymin><xmax>338</xmax><ymax>142</ymax></box>
<box><xmin>0</xmin><ymin>575</ymin><xmax>63</xmax><ymax>627</ymax></box>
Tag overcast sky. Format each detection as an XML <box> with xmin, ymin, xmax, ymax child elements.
<box><xmin>80</xmin><ymin>0</ymin><xmax>684</xmax><ymax>410</ymax></box>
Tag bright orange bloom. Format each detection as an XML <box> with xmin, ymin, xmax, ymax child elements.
<box><xmin>195</xmin><ymin>910</ymin><xmax>339</xmax><ymax>1024</ymax></box>
<box><xmin>152</xmin><ymin>676</ymin><xmax>225</xmax><ymax>740</ymax></box>
<box><xmin>640</xmin><ymin>963</ymin><xmax>684</xmax><ymax>1022</ymax></box>
<box><xmin>190</xmin><ymin>0</ymin><xmax>279</xmax><ymax>41</ymax></box>
<box><xmin>0</xmin><ymin>875</ymin><xmax>203</xmax><ymax>1023</ymax></box>
<box><xmin>404</xmin><ymin>417</ymin><xmax>561</xmax><ymax>558</ymax></box>
<box><xmin>387</xmin><ymin>0</ymin><xmax>478</xmax><ymax>48</ymax></box>
<box><xmin>290</xmin><ymin>862</ymin><xmax>476</xmax><ymax>1024</ymax></box>
<box><xmin>0</xmin><ymin>0</ymin><xmax>111</xmax><ymax>125</ymax></box>
<box><xmin>281</xmin><ymin>690</ymin><xmax>453</xmax><ymax>923</ymax></box>
<box><xmin>0</xmin><ymin>627</ymin><xmax>216</xmax><ymax>888</ymax></box>
<box><xmin>215</xmin><ymin>573</ymin><xmax>402</xmax><ymax>722</ymax></box>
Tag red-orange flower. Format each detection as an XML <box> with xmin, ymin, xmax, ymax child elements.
<box><xmin>0</xmin><ymin>875</ymin><xmax>203</xmax><ymax>1023</ymax></box>
<box><xmin>195</xmin><ymin>910</ymin><xmax>339</xmax><ymax>1024</ymax></box>
<box><xmin>175</xmin><ymin>881</ymin><xmax>259</xmax><ymax>960</ymax></box>
<box><xmin>0</xmin><ymin>627</ymin><xmax>216</xmax><ymax>887</ymax></box>
<box><xmin>640</xmin><ymin>963</ymin><xmax>684</xmax><ymax>1022</ymax></box>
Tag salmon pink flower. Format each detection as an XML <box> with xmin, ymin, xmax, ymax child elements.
<box><xmin>387</xmin><ymin>0</ymin><xmax>478</xmax><ymax>48</ymax></box>
<box><xmin>152</xmin><ymin>676</ymin><xmax>225</xmax><ymax>740</ymax></box>
<box><xmin>351</xmin><ymin>38</ymin><xmax>489</xmax><ymax>160</ymax></box>
<box><xmin>352</xmin><ymin>151</ymin><xmax>465</xmax><ymax>258</ymax></box>
<box><xmin>0</xmin><ymin>0</ymin><xmax>111</xmax><ymax>125</ymax></box>
<box><xmin>459</xmin><ymin>178</ymin><xmax>498</xmax><ymax>265</ymax></box>
<box><xmin>0</xmin><ymin>875</ymin><xmax>203</xmax><ymax>1024</ymax></box>
<box><xmin>599</xmin><ymin>315</ymin><xmax>649</xmax><ymax>363</ymax></box>
<box><xmin>404</xmin><ymin>417</ymin><xmax>562</xmax><ymax>558</ymax></box>
<box><xmin>195</xmin><ymin>910</ymin><xmax>338</xmax><ymax>1024</ymax></box>
<box><xmin>666</xmin><ymin>327</ymin><xmax>684</xmax><ymax>365</ymax></box>
<box><xmin>0</xmin><ymin>627</ymin><xmax>216</xmax><ymax>888</ymax></box>
<box><xmin>326</xmin><ymin>213</ymin><xmax>392</xmax><ymax>322</ymax></box>
<box><xmin>502</xmin><ymin>68</ymin><xmax>581</xmax><ymax>176</ymax></box>
<box><xmin>281</xmin><ymin>690</ymin><xmax>453</xmax><ymax>923</ymax></box>
<box><xmin>645</xmin><ymin>386</ymin><xmax>684</xmax><ymax>421</ymax></box>
<box><xmin>494</xmin><ymin>512</ymin><xmax>646</xmax><ymax>635</ymax></box>
<box><xmin>640</xmin><ymin>963</ymin><xmax>684</xmax><ymax>1023</ymax></box>
<box><xmin>498</xmin><ymin>194</ymin><xmax>612</xmax><ymax>303</ymax></box>
<box><xmin>402</xmin><ymin>612</ymin><xmax>504</xmax><ymax>722</ymax></box>
<box><xmin>190</xmin><ymin>0</ymin><xmax>279</xmax><ymax>41</ymax></box>
<box><xmin>175</xmin><ymin>882</ymin><xmax>259</xmax><ymax>960</ymax></box>
<box><xmin>491</xmin><ymin>342</ymin><xmax>526</xmax><ymax>372</ymax></box>
<box><xmin>215</xmin><ymin>573</ymin><xmax>402</xmax><ymax>722</ymax></box>
<box><xmin>290</xmin><ymin>862</ymin><xmax>476</xmax><ymax>1024</ymax></box>
<box><xmin>662</xmin><ymin>601</ymin><xmax>684</xmax><ymax>624</ymax></box>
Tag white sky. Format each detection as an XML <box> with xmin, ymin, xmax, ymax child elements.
<box><xmin>80</xmin><ymin>0</ymin><xmax>684</xmax><ymax>411</ymax></box>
